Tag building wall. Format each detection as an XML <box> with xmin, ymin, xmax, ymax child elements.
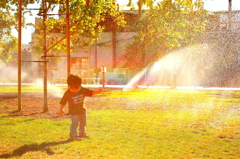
<box><xmin>89</xmin><ymin>32</ymin><xmax>137</xmax><ymax>68</ymax></box>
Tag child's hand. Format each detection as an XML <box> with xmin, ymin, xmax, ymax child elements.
<box><xmin>57</xmin><ymin>109</ymin><xmax>64</xmax><ymax>115</ymax></box>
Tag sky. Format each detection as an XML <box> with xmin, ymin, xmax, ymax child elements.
<box><xmin>13</xmin><ymin>0</ymin><xmax>240</xmax><ymax>44</ymax></box>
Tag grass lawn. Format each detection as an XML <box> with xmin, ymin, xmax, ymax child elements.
<box><xmin>0</xmin><ymin>86</ymin><xmax>240</xmax><ymax>158</ymax></box>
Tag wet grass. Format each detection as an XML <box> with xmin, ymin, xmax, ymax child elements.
<box><xmin>0</xmin><ymin>87</ymin><xmax>240</xmax><ymax>158</ymax></box>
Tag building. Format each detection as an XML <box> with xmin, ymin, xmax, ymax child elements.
<box><xmin>30</xmin><ymin>11</ymin><xmax>140</xmax><ymax>85</ymax></box>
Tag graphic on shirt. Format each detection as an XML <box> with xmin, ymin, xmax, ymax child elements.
<box><xmin>72</xmin><ymin>94</ymin><xmax>84</xmax><ymax>104</ymax></box>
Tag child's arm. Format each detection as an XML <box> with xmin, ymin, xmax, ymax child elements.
<box><xmin>57</xmin><ymin>104</ymin><xmax>64</xmax><ymax>115</ymax></box>
<box><xmin>92</xmin><ymin>88</ymin><xmax>103</xmax><ymax>95</ymax></box>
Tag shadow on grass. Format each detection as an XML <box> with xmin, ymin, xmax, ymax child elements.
<box><xmin>0</xmin><ymin>140</ymin><xmax>72</xmax><ymax>158</ymax></box>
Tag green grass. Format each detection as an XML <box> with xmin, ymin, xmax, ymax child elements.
<box><xmin>0</xmin><ymin>87</ymin><xmax>240</xmax><ymax>158</ymax></box>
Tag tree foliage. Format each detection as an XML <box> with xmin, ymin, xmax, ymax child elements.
<box><xmin>69</xmin><ymin>0</ymin><xmax>125</xmax><ymax>45</ymax></box>
<box><xmin>0</xmin><ymin>0</ymin><xmax>38</xmax><ymax>65</ymax></box>
<box><xmin>126</xmin><ymin>0</ymin><xmax>209</xmax><ymax>68</ymax></box>
<box><xmin>0</xmin><ymin>2</ymin><xmax>17</xmax><ymax>65</ymax></box>
<box><xmin>31</xmin><ymin>0</ymin><xmax>125</xmax><ymax>57</ymax></box>
<box><xmin>0</xmin><ymin>0</ymin><xmax>125</xmax><ymax>63</ymax></box>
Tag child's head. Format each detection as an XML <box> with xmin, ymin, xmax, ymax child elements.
<box><xmin>67</xmin><ymin>74</ymin><xmax>82</xmax><ymax>92</ymax></box>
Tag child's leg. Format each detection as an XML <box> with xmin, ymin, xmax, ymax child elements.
<box><xmin>78</xmin><ymin>112</ymin><xmax>87</xmax><ymax>136</ymax></box>
<box><xmin>70</xmin><ymin>115</ymin><xmax>80</xmax><ymax>138</ymax></box>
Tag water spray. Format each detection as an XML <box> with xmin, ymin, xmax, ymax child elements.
<box><xmin>123</xmin><ymin>44</ymin><xmax>213</xmax><ymax>91</ymax></box>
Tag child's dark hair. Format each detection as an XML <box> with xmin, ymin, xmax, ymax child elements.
<box><xmin>67</xmin><ymin>74</ymin><xmax>82</xmax><ymax>89</ymax></box>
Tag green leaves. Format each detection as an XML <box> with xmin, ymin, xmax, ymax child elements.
<box><xmin>30</xmin><ymin>0</ymin><xmax>125</xmax><ymax>56</ymax></box>
<box><xmin>69</xmin><ymin>0</ymin><xmax>124</xmax><ymax>46</ymax></box>
<box><xmin>126</xmin><ymin>0</ymin><xmax>209</xmax><ymax>67</ymax></box>
<box><xmin>0</xmin><ymin>6</ymin><xmax>17</xmax><ymax>64</ymax></box>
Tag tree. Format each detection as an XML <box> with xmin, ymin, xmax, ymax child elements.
<box><xmin>0</xmin><ymin>0</ymin><xmax>125</xmax><ymax>62</ymax></box>
<box><xmin>31</xmin><ymin>0</ymin><xmax>125</xmax><ymax>57</ymax></box>
<box><xmin>0</xmin><ymin>0</ymin><xmax>38</xmax><ymax>65</ymax></box>
<box><xmin>0</xmin><ymin>4</ymin><xmax>17</xmax><ymax>65</ymax></box>
<box><xmin>126</xmin><ymin>0</ymin><xmax>209</xmax><ymax>68</ymax></box>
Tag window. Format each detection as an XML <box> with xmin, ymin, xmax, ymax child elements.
<box><xmin>71</xmin><ymin>57</ymin><xmax>89</xmax><ymax>69</ymax></box>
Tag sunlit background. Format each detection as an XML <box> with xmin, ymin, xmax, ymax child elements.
<box><xmin>1</xmin><ymin>0</ymin><xmax>240</xmax><ymax>92</ymax></box>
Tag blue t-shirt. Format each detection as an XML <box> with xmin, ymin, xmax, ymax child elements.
<box><xmin>60</xmin><ymin>87</ymin><xmax>93</xmax><ymax>115</ymax></box>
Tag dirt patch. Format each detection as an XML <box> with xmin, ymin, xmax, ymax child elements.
<box><xmin>0</xmin><ymin>93</ymin><xmax>69</xmax><ymax>121</ymax></box>
<box><xmin>0</xmin><ymin>93</ymin><xmax>141</xmax><ymax>121</ymax></box>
